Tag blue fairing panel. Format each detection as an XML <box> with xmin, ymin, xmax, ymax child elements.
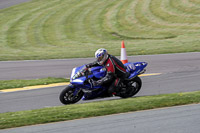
<box><xmin>71</xmin><ymin>76</ymin><xmax>86</xmax><ymax>85</ymax></box>
<box><xmin>91</xmin><ymin>66</ymin><xmax>106</xmax><ymax>79</ymax></box>
<box><xmin>124</xmin><ymin>62</ymin><xmax>147</xmax><ymax>79</ymax></box>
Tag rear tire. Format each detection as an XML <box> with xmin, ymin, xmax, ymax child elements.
<box><xmin>59</xmin><ymin>86</ymin><xmax>84</xmax><ymax>105</ymax></box>
<box><xmin>119</xmin><ymin>76</ymin><xmax>142</xmax><ymax>98</ymax></box>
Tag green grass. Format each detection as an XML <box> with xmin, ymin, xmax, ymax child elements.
<box><xmin>0</xmin><ymin>90</ymin><xmax>200</xmax><ymax>129</ymax></box>
<box><xmin>0</xmin><ymin>0</ymin><xmax>200</xmax><ymax>61</ymax></box>
<box><xmin>0</xmin><ymin>77</ymin><xmax>69</xmax><ymax>90</ymax></box>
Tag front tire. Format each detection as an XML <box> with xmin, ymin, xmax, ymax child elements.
<box><xmin>119</xmin><ymin>76</ymin><xmax>142</xmax><ymax>98</ymax></box>
<box><xmin>59</xmin><ymin>86</ymin><xmax>84</xmax><ymax>105</ymax></box>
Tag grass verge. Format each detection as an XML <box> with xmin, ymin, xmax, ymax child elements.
<box><xmin>0</xmin><ymin>77</ymin><xmax>69</xmax><ymax>90</ymax></box>
<box><xmin>0</xmin><ymin>91</ymin><xmax>200</xmax><ymax>129</ymax></box>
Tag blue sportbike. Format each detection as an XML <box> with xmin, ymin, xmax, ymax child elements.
<box><xmin>59</xmin><ymin>62</ymin><xmax>147</xmax><ymax>104</ymax></box>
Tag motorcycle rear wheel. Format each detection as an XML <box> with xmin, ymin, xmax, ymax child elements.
<box><xmin>119</xmin><ymin>76</ymin><xmax>142</xmax><ymax>98</ymax></box>
<box><xmin>59</xmin><ymin>86</ymin><xmax>84</xmax><ymax>105</ymax></box>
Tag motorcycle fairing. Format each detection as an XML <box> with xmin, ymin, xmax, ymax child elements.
<box><xmin>91</xmin><ymin>66</ymin><xmax>106</xmax><ymax>79</ymax></box>
<box><xmin>70</xmin><ymin>62</ymin><xmax>147</xmax><ymax>100</ymax></box>
<box><xmin>124</xmin><ymin>62</ymin><xmax>148</xmax><ymax>79</ymax></box>
<box><xmin>70</xmin><ymin>65</ymin><xmax>106</xmax><ymax>99</ymax></box>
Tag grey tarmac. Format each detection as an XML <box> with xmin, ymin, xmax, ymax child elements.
<box><xmin>0</xmin><ymin>52</ymin><xmax>200</xmax><ymax>80</ymax></box>
<box><xmin>0</xmin><ymin>52</ymin><xmax>200</xmax><ymax>113</ymax></box>
<box><xmin>0</xmin><ymin>0</ymin><xmax>32</xmax><ymax>9</ymax></box>
<box><xmin>1</xmin><ymin>104</ymin><xmax>200</xmax><ymax>133</ymax></box>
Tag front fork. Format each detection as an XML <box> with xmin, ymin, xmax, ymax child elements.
<box><xmin>69</xmin><ymin>84</ymin><xmax>82</xmax><ymax>97</ymax></box>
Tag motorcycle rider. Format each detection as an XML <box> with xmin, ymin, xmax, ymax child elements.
<box><xmin>85</xmin><ymin>48</ymin><xmax>129</xmax><ymax>95</ymax></box>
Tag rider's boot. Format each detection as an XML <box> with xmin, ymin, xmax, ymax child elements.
<box><xmin>108</xmin><ymin>86</ymin><xmax>121</xmax><ymax>96</ymax></box>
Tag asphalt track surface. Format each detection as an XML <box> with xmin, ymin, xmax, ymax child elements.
<box><xmin>0</xmin><ymin>0</ymin><xmax>32</xmax><ymax>9</ymax></box>
<box><xmin>1</xmin><ymin>104</ymin><xmax>200</xmax><ymax>133</ymax></box>
<box><xmin>0</xmin><ymin>52</ymin><xmax>200</xmax><ymax>113</ymax></box>
<box><xmin>1</xmin><ymin>52</ymin><xmax>200</xmax><ymax>80</ymax></box>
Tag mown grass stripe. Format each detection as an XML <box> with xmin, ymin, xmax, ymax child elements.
<box><xmin>163</xmin><ymin>0</ymin><xmax>200</xmax><ymax>17</ymax></box>
<box><xmin>170</xmin><ymin>0</ymin><xmax>200</xmax><ymax>15</ymax></box>
<box><xmin>102</xmin><ymin>0</ymin><xmax>124</xmax><ymax>40</ymax></box>
<box><xmin>143</xmin><ymin>0</ymin><xmax>200</xmax><ymax>32</ymax></box>
<box><xmin>132</xmin><ymin>0</ymin><xmax>176</xmax><ymax>38</ymax></box>
<box><xmin>31</xmin><ymin>0</ymin><xmax>82</xmax><ymax>47</ymax></box>
<box><xmin>63</xmin><ymin>0</ymin><xmax>95</xmax><ymax>43</ymax></box>
<box><xmin>82</xmin><ymin>0</ymin><xmax>114</xmax><ymax>42</ymax></box>
<box><xmin>112</xmin><ymin>0</ymin><xmax>133</xmax><ymax>36</ymax></box>
<box><xmin>0</xmin><ymin>0</ymin><xmax>200</xmax><ymax>60</ymax></box>
<box><xmin>147</xmin><ymin>0</ymin><xmax>200</xmax><ymax>27</ymax></box>
<box><xmin>189</xmin><ymin>0</ymin><xmax>200</xmax><ymax>5</ymax></box>
<box><xmin>27</xmin><ymin>0</ymin><xmax>65</xmax><ymax>47</ymax></box>
<box><xmin>41</xmin><ymin>0</ymin><xmax>79</xmax><ymax>46</ymax></box>
<box><xmin>73</xmin><ymin>0</ymin><xmax>103</xmax><ymax>42</ymax></box>
<box><xmin>5</xmin><ymin>0</ymin><xmax>61</xmax><ymax>49</ymax></box>
<box><xmin>104</xmin><ymin>0</ymin><xmax>129</xmax><ymax>39</ymax></box>
<box><xmin>150</xmin><ymin>0</ymin><xmax>200</xmax><ymax>23</ymax></box>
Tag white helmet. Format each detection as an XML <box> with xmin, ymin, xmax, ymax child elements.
<box><xmin>95</xmin><ymin>48</ymin><xmax>108</xmax><ymax>65</ymax></box>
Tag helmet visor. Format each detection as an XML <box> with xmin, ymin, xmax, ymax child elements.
<box><xmin>97</xmin><ymin>55</ymin><xmax>103</xmax><ymax>62</ymax></box>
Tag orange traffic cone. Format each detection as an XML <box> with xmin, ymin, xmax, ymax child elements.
<box><xmin>120</xmin><ymin>41</ymin><xmax>128</xmax><ymax>64</ymax></box>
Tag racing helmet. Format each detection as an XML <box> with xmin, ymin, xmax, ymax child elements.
<box><xmin>95</xmin><ymin>48</ymin><xmax>108</xmax><ymax>65</ymax></box>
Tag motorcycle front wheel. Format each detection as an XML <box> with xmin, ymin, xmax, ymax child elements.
<box><xmin>59</xmin><ymin>86</ymin><xmax>84</xmax><ymax>105</ymax></box>
<box><xmin>119</xmin><ymin>76</ymin><xmax>142</xmax><ymax>98</ymax></box>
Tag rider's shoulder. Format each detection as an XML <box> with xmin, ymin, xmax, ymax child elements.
<box><xmin>108</xmin><ymin>54</ymin><xmax>115</xmax><ymax>58</ymax></box>
<box><xmin>109</xmin><ymin>54</ymin><xmax>119</xmax><ymax>61</ymax></box>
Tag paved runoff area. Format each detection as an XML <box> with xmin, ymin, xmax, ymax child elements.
<box><xmin>1</xmin><ymin>104</ymin><xmax>200</xmax><ymax>133</ymax></box>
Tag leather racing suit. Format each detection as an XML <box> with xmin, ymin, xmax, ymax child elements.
<box><xmin>86</xmin><ymin>54</ymin><xmax>128</xmax><ymax>94</ymax></box>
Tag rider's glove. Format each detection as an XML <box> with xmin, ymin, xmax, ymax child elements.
<box><xmin>86</xmin><ymin>64</ymin><xmax>90</xmax><ymax>68</ymax></box>
<box><xmin>81</xmin><ymin>67</ymin><xmax>89</xmax><ymax>75</ymax></box>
